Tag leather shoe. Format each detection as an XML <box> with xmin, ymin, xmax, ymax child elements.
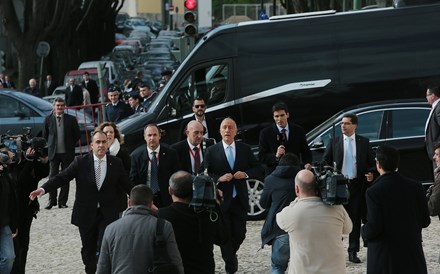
<box><xmin>44</xmin><ymin>203</ymin><xmax>56</xmax><ymax>210</ymax></box>
<box><xmin>58</xmin><ymin>204</ymin><xmax>68</xmax><ymax>209</ymax></box>
<box><xmin>349</xmin><ymin>252</ymin><xmax>361</xmax><ymax>263</ymax></box>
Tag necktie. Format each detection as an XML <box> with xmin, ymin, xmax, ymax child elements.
<box><xmin>226</xmin><ymin>146</ymin><xmax>237</xmax><ymax>197</ymax></box>
<box><xmin>56</xmin><ymin>116</ymin><xmax>61</xmax><ymax>126</ymax></box>
<box><xmin>344</xmin><ymin>137</ymin><xmax>354</xmax><ymax>179</ymax></box>
<box><xmin>193</xmin><ymin>147</ymin><xmax>201</xmax><ymax>175</ymax></box>
<box><xmin>281</xmin><ymin>128</ymin><xmax>287</xmax><ymax>145</ymax></box>
<box><xmin>95</xmin><ymin>159</ymin><xmax>102</xmax><ymax>190</ymax></box>
<box><xmin>150</xmin><ymin>151</ymin><xmax>159</xmax><ymax>193</ymax></box>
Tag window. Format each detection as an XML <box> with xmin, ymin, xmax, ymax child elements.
<box><xmin>170</xmin><ymin>63</ymin><xmax>229</xmax><ymax>116</ymax></box>
<box><xmin>356</xmin><ymin>111</ymin><xmax>383</xmax><ymax>141</ymax></box>
<box><xmin>391</xmin><ymin>108</ymin><xmax>429</xmax><ymax>138</ymax></box>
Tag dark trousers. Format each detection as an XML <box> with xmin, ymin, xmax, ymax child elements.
<box><xmin>344</xmin><ymin>181</ymin><xmax>363</xmax><ymax>253</ymax></box>
<box><xmin>48</xmin><ymin>153</ymin><xmax>73</xmax><ymax>205</ymax></box>
<box><xmin>78</xmin><ymin>209</ymin><xmax>108</xmax><ymax>274</ymax></box>
<box><xmin>220</xmin><ymin>197</ymin><xmax>247</xmax><ymax>273</ymax></box>
<box><xmin>11</xmin><ymin>209</ymin><xmax>34</xmax><ymax>274</ymax></box>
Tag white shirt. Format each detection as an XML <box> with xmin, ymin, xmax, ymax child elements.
<box><xmin>146</xmin><ymin>145</ymin><xmax>160</xmax><ymax>187</ymax></box>
<box><xmin>187</xmin><ymin>139</ymin><xmax>203</xmax><ymax>173</ymax></box>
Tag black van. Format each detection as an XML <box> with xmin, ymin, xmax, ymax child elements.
<box><xmin>118</xmin><ymin>4</ymin><xmax>440</xmax><ymax>219</ymax></box>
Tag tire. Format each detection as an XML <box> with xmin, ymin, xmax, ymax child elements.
<box><xmin>246</xmin><ymin>178</ymin><xmax>266</xmax><ymax>220</ymax></box>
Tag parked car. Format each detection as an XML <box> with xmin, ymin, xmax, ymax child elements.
<box><xmin>42</xmin><ymin>86</ymin><xmax>66</xmax><ymax>103</ymax></box>
<box><xmin>0</xmin><ymin>89</ymin><xmax>95</xmax><ymax>153</ymax></box>
<box><xmin>307</xmin><ymin>99</ymin><xmax>433</xmax><ymax>188</ymax></box>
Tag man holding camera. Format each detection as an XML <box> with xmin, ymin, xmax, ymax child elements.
<box><xmin>322</xmin><ymin>113</ymin><xmax>376</xmax><ymax>263</ymax></box>
<box><xmin>43</xmin><ymin>97</ymin><xmax>80</xmax><ymax>209</ymax></box>
<box><xmin>276</xmin><ymin>169</ymin><xmax>352</xmax><ymax>274</ymax></box>
<box><xmin>11</xmin><ymin>140</ymin><xmax>50</xmax><ymax>274</ymax></box>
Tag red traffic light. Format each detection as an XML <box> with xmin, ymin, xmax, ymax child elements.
<box><xmin>184</xmin><ymin>0</ymin><xmax>197</xmax><ymax>10</ymax></box>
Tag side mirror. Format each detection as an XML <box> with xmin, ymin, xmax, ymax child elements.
<box><xmin>310</xmin><ymin>136</ymin><xmax>324</xmax><ymax>148</ymax></box>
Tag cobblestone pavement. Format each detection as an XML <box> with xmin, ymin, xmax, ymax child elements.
<box><xmin>26</xmin><ymin>180</ymin><xmax>440</xmax><ymax>273</ymax></box>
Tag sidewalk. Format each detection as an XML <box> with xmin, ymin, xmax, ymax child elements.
<box><xmin>26</xmin><ymin>180</ymin><xmax>440</xmax><ymax>273</ymax></box>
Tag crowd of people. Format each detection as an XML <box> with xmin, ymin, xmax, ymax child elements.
<box><xmin>0</xmin><ymin>84</ymin><xmax>440</xmax><ymax>274</ymax></box>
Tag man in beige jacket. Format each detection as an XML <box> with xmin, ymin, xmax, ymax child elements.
<box><xmin>276</xmin><ymin>169</ymin><xmax>352</xmax><ymax>274</ymax></box>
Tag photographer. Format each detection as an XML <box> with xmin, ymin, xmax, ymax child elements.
<box><xmin>0</xmin><ymin>144</ymin><xmax>18</xmax><ymax>273</ymax></box>
<box><xmin>276</xmin><ymin>169</ymin><xmax>352</xmax><ymax>274</ymax></box>
<box><xmin>11</xmin><ymin>138</ymin><xmax>49</xmax><ymax>274</ymax></box>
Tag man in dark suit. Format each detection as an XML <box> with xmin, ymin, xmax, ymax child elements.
<box><xmin>259</xmin><ymin>102</ymin><xmax>312</xmax><ymax>175</ymax></box>
<box><xmin>65</xmin><ymin>78</ymin><xmax>83</xmax><ymax>107</ymax></box>
<box><xmin>22</xmin><ymin>78</ymin><xmax>41</xmax><ymax>97</ymax></box>
<box><xmin>425</xmin><ymin>85</ymin><xmax>440</xmax><ymax>167</ymax></box>
<box><xmin>29</xmin><ymin>130</ymin><xmax>133</xmax><ymax>274</ymax></box>
<box><xmin>130</xmin><ymin>124</ymin><xmax>179</xmax><ymax>208</ymax></box>
<box><xmin>362</xmin><ymin>145</ymin><xmax>430</xmax><ymax>274</ymax></box>
<box><xmin>44</xmin><ymin>74</ymin><xmax>57</xmax><ymax>96</ymax></box>
<box><xmin>171</xmin><ymin>120</ymin><xmax>215</xmax><ymax>175</ymax></box>
<box><xmin>323</xmin><ymin>113</ymin><xmax>376</xmax><ymax>263</ymax></box>
<box><xmin>43</xmin><ymin>97</ymin><xmax>80</xmax><ymax>209</ymax></box>
<box><xmin>178</xmin><ymin>97</ymin><xmax>219</xmax><ymax>142</ymax></box>
<box><xmin>81</xmin><ymin>71</ymin><xmax>99</xmax><ymax>105</ymax></box>
<box><xmin>105</xmin><ymin>87</ymin><xmax>133</xmax><ymax>123</ymax></box>
<box><xmin>205</xmin><ymin>118</ymin><xmax>263</xmax><ymax>274</ymax></box>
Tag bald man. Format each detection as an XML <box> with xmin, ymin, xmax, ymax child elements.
<box><xmin>171</xmin><ymin>120</ymin><xmax>215</xmax><ymax>175</ymax></box>
<box><xmin>277</xmin><ymin>170</ymin><xmax>352</xmax><ymax>274</ymax></box>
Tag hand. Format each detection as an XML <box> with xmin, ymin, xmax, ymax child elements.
<box><xmin>233</xmin><ymin>171</ymin><xmax>247</xmax><ymax>180</ymax></box>
<box><xmin>150</xmin><ymin>203</ymin><xmax>159</xmax><ymax>214</ymax></box>
<box><xmin>276</xmin><ymin>145</ymin><xmax>286</xmax><ymax>159</ymax></box>
<box><xmin>365</xmin><ymin>172</ymin><xmax>374</xmax><ymax>182</ymax></box>
<box><xmin>25</xmin><ymin>147</ymin><xmax>36</xmax><ymax>160</ymax></box>
<box><xmin>39</xmin><ymin>156</ymin><xmax>49</xmax><ymax>164</ymax></box>
<box><xmin>29</xmin><ymin>188</ymin><xmax>45</xmax><ymax>201</ymax></box>
<box><xmin>218</xmin><ymin>173</ymin><xmax>234</xmax><ymax>182</ymax></box>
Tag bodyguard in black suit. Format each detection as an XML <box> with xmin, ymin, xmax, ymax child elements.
<box><xmin>259</xmin><ymin>102</ymin><xmax>312</xmax><ymax>175</ymax></box>
<box><xmin>130</xmin><ymin>124</ymin><xmax>179</xmax><ymax>207</ymax></box>
<box><xmin>44</xmin><ymin>74</ymin><xmax>57</xmax><ymax>96</ymax></box>
<box><xmin>65</xmin><ymin>78</ymin><xmax>83</xmax><ymax>107</ymax></box>
<box><xmin>323</xmin><ymin>113</ymin><xmax>376</xmax><ymax>263</ymax></box>
<box><xmin>81</xmin><ymin>71</ymin><xmax>99</xmax><ymax>104</ymax></box>
<box><xmin>43</xmin><ymin>97</ymin><xmax>80</xmax><ymax>209</ymax></box>
<box><xmin>171</xmin><ymin>120</ymin><xmax>215</xmax><ymax>175</ymax></box>
<box><xmin>362</xmin><ymin>146</ymin><xmax>430</xmax><ymax>274</ymax></box>
<box><xmin>178</xmin><ymin>97</ymin><xmax>219</xmax><ymax>142</ymax></box>
<box><xmin>105</xmin><ymin>88</ymin><xmax>133</xmax><ymax>123</ymax></box>
<box><xmin>205</xmin><ymin>118</ymin><xmax>263</xmax><ymax>274</ymax></box>
<box><xmin>29</xmin><ymin>131</ymin><xmax>133</xmax><ymax>274</ymax></box>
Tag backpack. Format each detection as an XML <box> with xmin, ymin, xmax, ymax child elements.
<box><xmin>190</xmin><ymin>175</ymin><xmax>217</xmax><ymax>212</ymax></box>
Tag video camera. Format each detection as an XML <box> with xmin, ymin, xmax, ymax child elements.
<box><xmin>311</xmin><ymin>161</ymin><xmax>350</xmax><ymax>206</ymax></box>
<box><xmin>0</xmin><ymin>127</ymin><xmax>48</xmax><ymax>164</ymax></box>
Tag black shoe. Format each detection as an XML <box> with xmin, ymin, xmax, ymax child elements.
<box><xmin>58</xmin><ymin>204</ymin><xmax>68</xmax><ymax>209</ymax></box>
<box><xmin>45</xmin><ymin>203</ymin><xmax>56</xmax><ymax>210</ymax></box>
<box><xmin>348</xmin><ymin>252</ymin><xmax>361</xmax><ymax>263</ymax></box>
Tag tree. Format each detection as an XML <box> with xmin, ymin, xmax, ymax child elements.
<box><xmin>0</xmin><ymin>0</ymin><xmax>124</xmax><ymax>93</ymax></box>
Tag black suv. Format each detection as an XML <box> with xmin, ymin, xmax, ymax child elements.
<box><xmin>307</xmin><ymin>99</ymin><xmax>433</xmax><ymax>188</ymax></box>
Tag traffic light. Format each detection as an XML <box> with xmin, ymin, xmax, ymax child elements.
<box><xmin>183</xmin><ymin>0</ymin><xmax>198</xmax><ymax>36</ymax></box>
<box><xmin>0</xmin><ymin>50</ymin><xmax>5</xmax><ymax>73</ymax></box>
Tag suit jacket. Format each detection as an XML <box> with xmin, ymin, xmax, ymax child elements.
<box><xmin>43</xmin><ymin>113</ymin><xmax>80</xmax><ymax>161</ymax></box>
<box><xmin>45</xmin><ymin>80</ymin><xmax>57</xmax><ymax>96</ymax></box>
<box><xmin>178</xmin><ymin>115</ymin><xmax>219</xmax><ymax>142</ymax></box>
<box><xmin>105</xmin><ymin>101</ymin><xmax>134</xmax><ymax>123</ymax></box>
<box><xmin>171</xmin><ymin>138</ymin><xmax>215</xmax><ymax>175</ymax></box>
<box><xmin>65</xmin><ymin>84</ymin><xmax>84</xmax><ymax>106</ymax></box>
<box><xmin>259</xmin><ymin>122</ymin><xmax>311</xmax><ymax>174</ymax></box>
<box><xmin>81</xmin><ymin>79</ymin><xmax>99</xmax><ymax>104</ymax></box>
<box><xmin>426</xmin><ymin>102</ymin><xmax>440</xmax><ymax>159</ymax></box>
<box><xmin>362</xmin><ymin>172</ymin><xmax>430</xmax><ymax>274</ymax></box>
<box><xmin>205</xmin><ymin>141</ymin><xmax>263</xmax><ymax>210</ymax></box>
<box><xmin>129</xmin><ymin>144</ymin><xmax>179</xmax><ymax>206</ymax></box>
<box><xmin>40</xmin><ymin>153</ymin><xmax>133</xmax><ymax>230</ymax></box>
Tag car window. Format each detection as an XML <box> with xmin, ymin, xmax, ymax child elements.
<box><xmin>390</xmin><ymin>108</ymin><xmax>429</xmax><ymax>138</ymax></box>
<box><xmin>170</xmin><ymin>63</ymin><xmax>229</xmax><ymax>116</ymax></box>
<box><xmin>356</xmin><ymin>111</ymin><xmax>383</xmax><ymax>141</ymax></box>
<box><xmin>0</xmin><ymin>95</ymin><xmax>17</xmax><ymax>118</ymax></box>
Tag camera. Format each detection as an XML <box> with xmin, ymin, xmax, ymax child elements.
<box><xmin>311</xmin><ymin>161</ymin><xmax>350</xmax><ymax>205</ymax></box>
<box><xmin>0</xmin><ymin>127</ymin><xmax>48</xmax><ymax>163</ymax></box>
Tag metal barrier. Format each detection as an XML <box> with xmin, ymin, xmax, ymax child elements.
<box><xmin>65</xmin><ymin>102</ymin><xmax>106</xmax><ymax>155</ymax></box>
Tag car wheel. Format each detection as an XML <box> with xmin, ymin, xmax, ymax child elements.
<box><xmin>247</xmin><ymin>178</ymin><xmax>266</xmax><ymax>220</ymax></box>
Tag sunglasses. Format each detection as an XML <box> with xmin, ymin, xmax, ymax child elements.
<box><xmin>194</xmin><ymin>104</ymin><xmax>206</xmax><ymax>109</ymax></box>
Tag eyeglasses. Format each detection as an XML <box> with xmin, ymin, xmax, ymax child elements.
<box><xmin>194</xmin><ymin>104</ymin><xmax>206</xmax><ymax>109</ymax></box>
